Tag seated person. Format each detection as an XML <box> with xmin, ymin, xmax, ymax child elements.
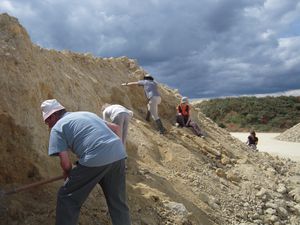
<box><xmin>176</xmin><ymin>97</ymin><xmax>205</xmax><ymax>137</ymax></box>
<box><xmin>246</xmin><ymin>130</ymin><xmax>258</xmax><ymax>150</ymax></box>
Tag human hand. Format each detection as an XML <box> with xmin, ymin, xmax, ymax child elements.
<box><xmin>121</xmin><ymin>83</ymin><xmax>128</xmax><ymax>86</ymax></box>
<box><xmin>63</xmin><ymin>169</ymin><xmax>71</xmax><ymax>180</ymax></box>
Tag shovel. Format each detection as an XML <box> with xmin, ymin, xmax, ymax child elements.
<box><xmin>1</xmin><ymin>175</ymin><xmax>64</xmax><ymax>196</ymax></box>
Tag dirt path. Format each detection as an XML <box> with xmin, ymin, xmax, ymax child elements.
<box><xmin>231</xmin><ymin>132</ymin><xmax>300</xmax><ymax>162</ymax></box>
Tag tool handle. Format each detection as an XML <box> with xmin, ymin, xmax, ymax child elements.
<box><xmin>4</xmin><ymin>175</ymin><xmax>64</xmax><ymax>195</ymax></box>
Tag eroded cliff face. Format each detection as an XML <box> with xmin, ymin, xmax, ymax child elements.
<box><xmin>1</xmin><ymin>13</ymin><xmax>300</xmax><ymax>225</ymax></box>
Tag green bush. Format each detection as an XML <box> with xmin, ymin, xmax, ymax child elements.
<box><xmin>195</xmin><ymin>96</ymin><xmax>300</xmax><ymax>132</ymax></box>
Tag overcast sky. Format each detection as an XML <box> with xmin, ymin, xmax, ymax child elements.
<box><xmin>1</xmin><ymin>0</ymin><xmax>300</xmax><ymax>98</ymax></box>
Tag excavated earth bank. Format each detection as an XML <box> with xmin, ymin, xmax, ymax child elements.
<box><xmin>0</xmin><ymin>13</ymin><xmax>300</xmax><ymax>225</ymax></box>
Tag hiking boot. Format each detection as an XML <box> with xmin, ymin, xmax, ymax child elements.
<box><xmin>155</xmin><ymin>119</ymin><xmax>166</xmax><ymax>134</ymax></box>
<box><xmin>145</xmin><ymin>111</ymin><xmax>151</xmax><ymax>122</ymax></box>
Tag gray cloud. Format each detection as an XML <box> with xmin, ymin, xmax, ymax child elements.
<box><xmin>1</xmin><ymin>0</ymin><xmax>300</xmax><ymax>98</ymax></box>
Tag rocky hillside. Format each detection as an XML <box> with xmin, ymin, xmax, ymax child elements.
<box><xmin>276</xmin><ymin>123</ymin><xmax>300</xmax><ymax>143</ymax></box>
<box><xmin>0</xmin><ymin>13</ymin><xmax>300</xmax><ymax>225</ymax></box>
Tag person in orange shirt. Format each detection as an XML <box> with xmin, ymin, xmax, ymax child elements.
<box><xmin>176</xmin><ymin>97</ymin><xmax>205</xmax><ymax>137</ymax></box>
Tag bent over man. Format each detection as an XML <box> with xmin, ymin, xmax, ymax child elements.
<box><xmin>41</xmin><ymin>99</ymin><xmax>131</xmax><ymax>225</ymax></box>
<box><xmin>102</xmin><ymin>103</ymin><xmax>133</xmax><ymax>146</ymax></box>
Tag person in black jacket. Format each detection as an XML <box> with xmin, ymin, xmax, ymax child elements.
<box><xmin>246</xmin><ymin>130</ymin><xmax>258</xmax><ymax>150</ymax></box>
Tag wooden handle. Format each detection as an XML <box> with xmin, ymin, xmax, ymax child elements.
<box><xmin>4</xmin><ymin>175</ymin><xmax>64</xmax><ymax>195</ymax></box>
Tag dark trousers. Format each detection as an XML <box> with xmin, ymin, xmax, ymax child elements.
<box><xmin>56</xmin><ymin>159</ymin><xmax>131</xmax><ymax>225</ymax></box>
<box><xmin>176</xmin><ymin>115</ymin><xmax>204</xmax><ymax>136</ymax></box>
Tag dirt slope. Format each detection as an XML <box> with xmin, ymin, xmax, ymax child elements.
<box><xmin>276</xmin><ymin>123</ymin><xmax>300</xmax><ymax>143</ymax></box>
<box><xmin>0</xmin><ymin>13</ymin><xmax>300</xmax><ymax>225</ymax></box>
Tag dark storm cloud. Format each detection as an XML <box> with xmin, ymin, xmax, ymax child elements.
<box><xmin>1</xmin><ymin>0</ymin><xmax>300</xmax><ymax>98</ymax></box>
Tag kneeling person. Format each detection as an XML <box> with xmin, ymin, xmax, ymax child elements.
<box><xmin>176</xmin><ymin>96</ymin><xmax>205</xmax><ymax>137</ymax></box>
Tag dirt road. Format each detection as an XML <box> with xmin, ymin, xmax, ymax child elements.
<box><xmin>231</xmin><ymin>132</ymin><xmax>300</xmax><ymax>162</ymax></box>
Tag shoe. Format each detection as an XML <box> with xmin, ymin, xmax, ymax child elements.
<box><xmin>145</xmin><ymin>111</ymin><xmax>151</xmax><ymax>122</ymax></box>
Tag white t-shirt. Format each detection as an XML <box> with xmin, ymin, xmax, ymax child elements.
<box><xmin>103</xmin><ymin>104</ymin><xmax>133</xmax><ymax>121</ymax></box>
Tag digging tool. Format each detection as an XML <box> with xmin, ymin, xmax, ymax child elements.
<box><xmin>1</xmin><ymin>175</ymin><xmax>64</xmax><ymax>196</ymax></box>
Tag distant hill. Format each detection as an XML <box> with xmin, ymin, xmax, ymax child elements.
<box><xmin>193</xmin><ymin>96</ymin><xmax>300</xmax><ymax>132</ymax></box>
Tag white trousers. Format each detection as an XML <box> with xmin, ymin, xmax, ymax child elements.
<box><xmin>147</xmin><ymin>96</ymin><xmax>161</xmax><ymax>121</ymax></box>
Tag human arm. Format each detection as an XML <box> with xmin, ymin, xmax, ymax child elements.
<box><xmin>58</xmin><ymin>150</ymin><xmax>72</xmax><ymax>179</ymax></box>
<box><xmin>103</xmin><ymin>110</ymin><xmax>108</xmax><ymax>121</ymax></box>
<box><xmin>121</xmin><ymin>81</ymin><xmax>139</xmax><ymax>86</ymax></box>
<box><xmin>177</xmin><ymin>105</ymin><xmax>182</xmax><ymax>116</ymax></box>
<box><xmin>106</xmin><ymin>122</ymin><xmax>121</xmax><ymax>138</ymax></box>
<box><xmin>49</xmin><ymin>129</ymin><xmax>72</xmax><ymax>179</ymax></box>
<box><xmin>246</xmin><ymin>136</ymin><xmax>251</xmax><ymax>145</ymax></box>
<box><xmin>185</xmin><ymin>105</ymin><xmax>191</xmax><ymax>126</ymax></box>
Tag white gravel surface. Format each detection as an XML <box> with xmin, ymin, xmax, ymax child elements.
<box><xmin>231</xmin><ymin>132</ymin><xmax>300</xmax><ymax>162</ymax></box>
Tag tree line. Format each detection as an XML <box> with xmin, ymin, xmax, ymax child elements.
<box><xmin>194</xmin><ymin>96</ymin><xmax>300</xmax><ymax>132</ymax></box>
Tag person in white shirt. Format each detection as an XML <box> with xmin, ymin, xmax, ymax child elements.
<box><xmin>102</xmin><ymin>104</ymin><xmax>133</xmax><ymax>146</ymax></box>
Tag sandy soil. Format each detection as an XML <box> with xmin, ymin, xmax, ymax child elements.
<box><xmin>2</xmin><ymin>14</ymin><xmax>300</xmax><ymax>225</ymax></box>
<box><xmin>231</xmin><ymin>132</ymin><xmax>300</xmax><ymax>162</ymax></box>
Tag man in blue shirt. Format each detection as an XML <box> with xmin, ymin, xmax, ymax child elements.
<box><xmin>41</xmin><ymin>99</ymin><xmax>131</xmax><ymax>225</ymax></box>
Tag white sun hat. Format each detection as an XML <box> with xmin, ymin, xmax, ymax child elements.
<box><xmin>41</xmin><ymin>99</ymin><xmax>65</xmax><ymax>121</ymax></box>
<box><xmin>181</xmin><ymin>97</ymin><xmax>188</xmax><ymax>103</ymax></box>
